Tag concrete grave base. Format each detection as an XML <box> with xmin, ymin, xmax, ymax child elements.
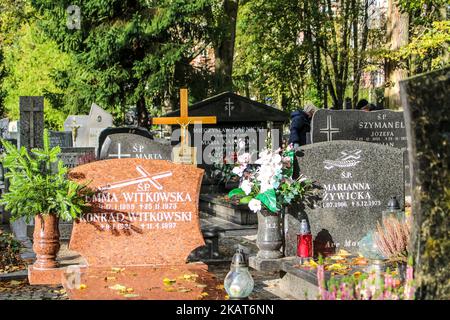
<box><xmin>249</xmin><ymin>256</ymin><xmax>297</xmax><ymax>272</ymax></box>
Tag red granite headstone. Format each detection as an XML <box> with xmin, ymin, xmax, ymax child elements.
<box><xmin>68</xmin><ymin>159</ymin><xmax>205</xmax><ymax>266</ymax></box>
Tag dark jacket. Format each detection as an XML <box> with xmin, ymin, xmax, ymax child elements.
<box><xmin>288</xmin><ymin>110</ymin><xmax>310</xmax><ymax>146</ymax></box>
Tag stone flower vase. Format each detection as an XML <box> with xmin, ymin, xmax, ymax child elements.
<box><xmin>256</xmin><ymin>209</ymin><xmax>283</xmax><ymax>259</ymax></box>
<box><xmin>32</xmin><ymin>214</ymin><xmax>60</xmax><ymax>269</ymax></box>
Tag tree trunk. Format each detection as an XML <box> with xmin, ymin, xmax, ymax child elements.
<box><xmin>385</xmin><ymin>0</ymin><xmax>409</xmax><ymax>109</ymax></box>
<box><xmin>136</xmin><ymin>95</ymin><xmax>149</xmax><ymax>128</ymax></box>
<box><xmin>214</xmin><ymin>0</ymin><xmax>239</xmax><ymax>93</ymax></box>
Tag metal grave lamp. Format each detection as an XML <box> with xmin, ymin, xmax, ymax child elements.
<box><xmin>224</xmin><ymin>249</ymin><xmax>254</xmax><ymax>299</ymax></box>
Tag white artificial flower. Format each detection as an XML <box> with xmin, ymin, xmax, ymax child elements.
<box><xmin>237</xmin><ymin>153</ymin><xmax>251</xmax><ymax>164</ymax></box>
<box><xmin>272</xmin><ymin>153</ymin><xmax>282</xmax><ymax>164</ymax></box>
<box><xmin>232</xmin><ymin>165</ymin><xmax>245</xmax><ymax>177</ymax></box>
<box><xmin>260</xmin><ymin>181</ymin><xmax>273</xmax><ymax>193</ymax></box>
<box><xmin>240</xmin><ymin>179</ymin><xmax>253</xmax><ymax>195</ymax></box>
<box><xmin>255</xmin><ymin>150</ymin><xmax>271</xmax><ymax>165</ymax></box>
<box><xmin>257</xmin><ymin>165</ymin><xmax>274</xmax><ymax>181</ymax></box>
<box><xmin>248</xmin><ymin>198</ymin><xmax>262</xmax><ymax>213</ymax></box>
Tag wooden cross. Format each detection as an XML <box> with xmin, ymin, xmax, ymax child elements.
<box><xmin>152</xmin><ymin>88</ymin><xmax>217</xmax><ymax>164</ymax></box>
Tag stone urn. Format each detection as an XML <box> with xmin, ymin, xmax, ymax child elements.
<box><xmin>32</xmin><ymin>214</ymin><xmax>60</xmax><ymax>269</ymax></box>
<box><xmin>256</xmin><ymin>209</ymin><xmax>283</xmax><ymax>259</ymax></box>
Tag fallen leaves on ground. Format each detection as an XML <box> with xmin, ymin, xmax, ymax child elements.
<box><xmin>351</xmin><ymin>257</ymin><xmax>368</xmax><ymax>266</ymax></box>
<box><xmin>109</xmin><ymin>284</ymin><xmax>127</xmax><ymax>291</ymax></box>
<box><xmin>163</xmin><ymin>278</ymin><xmax>176</xmax><ymax>286</ymax></box>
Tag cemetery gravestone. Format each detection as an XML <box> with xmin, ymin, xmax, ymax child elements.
<box><xmin>311</xmin><ymin>109</ymin><xmax>411</xmax><ymax>197</ymax></box>
<box><xmin>400</xmin><ymin>67</ymin><xmax>449</xmax><ymax>299</ymax></box>
<box><xmin>285</xmin><ymin>140</ymin><xmax>405</xmax><ymax>257</ymax></box>
<box><xmin>162</xmin><ymin>92</ymin><xmax>289</xmax><ymax>174</ymax></box>
<box><xmin>311</xmin><ymin>109</ymin><xmax>407</xmax><ymax>148</ymax></box>
<box><xmin>58</xmin><ymin>147</ymin><xmax>96</xmax><ymax>169</ymax></box>
<box><xmin>68</xmin><ymin>158</ymin><xmax>205</xmax><ymax>266</ymax></box>
<box><xmin>98</xmin><ymin>127</ymin><xmax>171</xmax><ymax>160</ymax></box>
<box><xmin>52</xmin><ymin>158</ymin><xmax>224</xmax><ymax>299</ymax></box>
<box><xmin>19</xmin><ymin>96</ymin><xmax>44</xmax><ymax>150</ymax></box>
<box><xmin>63</xmin><ymin>103</ymin><xmax>112</xmax><ymax>150</ymax></box>
<box><xmin>63</xmin><ymin>115</ymin><xmax>88</xmax><ymax>147</ymax></box>
<box><xmin>0</xmin><ymin>118</ymin><xmax>9</xmax><ymax>139</ymax></box>
<box><xmin>7</xmin><ymin>120</ymin><xmax>19</xmax><ymax>141</ymax></box>
<box><xmin>49</xmin><ymin>131</ymin><xmax>73</xmax><ymax>148</ymax></box>
<box><xmin>99</xmin><ymin>134</ymin><xmax>172</xmax><ymax>160</ymax></box>
<box><xmin>98</xmin><ymin>127</ymin><xmax>153</xmax><ymax>154</ymax></box>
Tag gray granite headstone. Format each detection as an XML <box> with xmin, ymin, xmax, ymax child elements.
<box><xmin>285</xmin><ymin>140</ymin><xmax>405</xmax><ymax>256</ymax></box>
<box><xmin>99</xmin><ymin>133</ymin><xmax>172</xmax><ymax>160</ymax></box>
<box><xmin>49</xmin><ymin>131</ymin><xmax>73</xmax><ymax>148</ymax></box>
<box><xmin>311</xmin><ymin>109</ymin><xmax>410</xmax><ymax>198</ymax></box>
<box><xmin>58</xmin><ymin>147</ymin><xmax>96</xmax><ymax>169</ymax></box>
<box><xmin>19</xmin><ymin>96</ymin><xmax>44</xmax><ymax>150</ymax></box>
<box><xmin>0</xmin><ymin>118</ymin><xmax>10</xmax><ymax>139</ymax></box>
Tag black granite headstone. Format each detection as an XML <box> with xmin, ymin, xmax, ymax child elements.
<box><xmin>311</xmin><ymin>109</ymin><xmax>407</xmax><ymax>148</ymax></box>
<box><xmin>400</xmin><ymin>67</ymin><xmax>449</xmax><ymax>299</ymax></box>
<box><xmin>19</xmin><ymin>96</ymin><xmax>44</xmax><ymax>150</ymax></box>
<box><xmin>285</xmin><ymin>140</ymin><xmax>405</xmax><ymax>257</ymax></box>
<box><xmin>49</xmin><ymin>131</ymin><xmax>73</xmax><ymax>148</ymax></box>
<box><xmin>162</xmin><ymin>92</ymin><xmax>289</xmax><ymax>182</ymax></box>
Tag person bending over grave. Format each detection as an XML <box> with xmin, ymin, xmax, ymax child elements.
<box><xmin>288</xmin><ymin>103</ymin><xmax>318</xmax><ymax>148</ymax></box>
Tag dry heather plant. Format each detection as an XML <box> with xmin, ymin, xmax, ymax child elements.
<box><xmin>375</xmin><ymin>215</ymin><xmax>412</xmax><ymax>263</ymax></box>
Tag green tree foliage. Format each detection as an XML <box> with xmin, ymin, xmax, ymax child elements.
<box><xmin>2</xmin><ymin>22</ymin><xmax>74</xmax><ymax>129</ymax></box>
<box><xmin>0</xmin><ymin>129</ymin><xmax>89</xmax><ymax>222</ymax></box>
<box><xmin>234</xmin><ymin>0</ymin><xmax>377</xmax><ymax>110</ymax></box>
<box><xmin>32</xmin><ymin>0</ymin><xmax>220</xmax><ymax>126</ymax></box>
<box><xmin>391</xmin><ymin>0</ymin><xmax>450</xmax><ymax>73</ymax></box>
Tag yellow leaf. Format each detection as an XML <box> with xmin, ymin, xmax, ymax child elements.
<box><xmin>123</xmin><ymin>293</ymin><xmax>139</xmax><ymax>298</ymax></box>
<box><xmin>215</xmin><ymin>284</ymin><xmax>224</xmax><ymax>290</ymax></box>
<box><xmin>224</xmin><ymin>295</ymin><xmax>230</xmax><ymax>300</ymax></box>
<box><xmin>9</xmin><ymin>280</ymin><xmax>23</xmax><ymax>286</ymax></box>
<box><xmin>201</xmin><ymin>292</ymin><xmax>209</xmax><ymax>297</ymax></box>
<box><xmin>164</xmin><ymin>287</ymin><xmax>176</xmax><ymax>292</ymax></box>
<box><xmin>79</xmin><ymin>284</ymin><xmax>87</xmax><ymax>290</ymax></box>
<box><xmin>126</xmin><ymin>288</ymin><xmax>134</xmax><ymax>293</ymax></box>
<box><xmin>337</xmin><ymin>249</ymin><xmax>351</xmax><ymax>257</ymax></box>
<box><xmin>163</xmin><ymin>278</ymin><xmax>176</xmax><ymax>286</ymax></box>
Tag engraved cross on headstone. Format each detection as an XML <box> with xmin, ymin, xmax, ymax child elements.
<box><xmin>225</xmin><ymin>98</ymin><xmax>234</xmax><ymax>117</ymax></box>
<box><xmin>319</xmin><ymin>115</ymin><xmax>340</xmax><ymax>141</ymax></box>
<box><xmin>108</xmin><ymin>143</ymin><xmax>131</xmax><ymax>159</ymax></box>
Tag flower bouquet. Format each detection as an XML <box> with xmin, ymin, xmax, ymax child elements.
<box><xmin>227</xmin><ymin>145</ymin><xmax>314</xmax><ymax>214</ymax></box>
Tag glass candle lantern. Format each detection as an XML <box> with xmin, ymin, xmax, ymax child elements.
<box><xmin>297</xmin><ymin>219</ymin><xmax>313</xmax><ymax>261</ymax></box>
<box><xmin>224</xmin><ymin>249</ymin><xmax>254</xmax><ymax>299</ymax></box>
<box><xmin>382</xmin><ymin>196</ymin><xmax>405</xmax><ymax>221</ymax></box>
